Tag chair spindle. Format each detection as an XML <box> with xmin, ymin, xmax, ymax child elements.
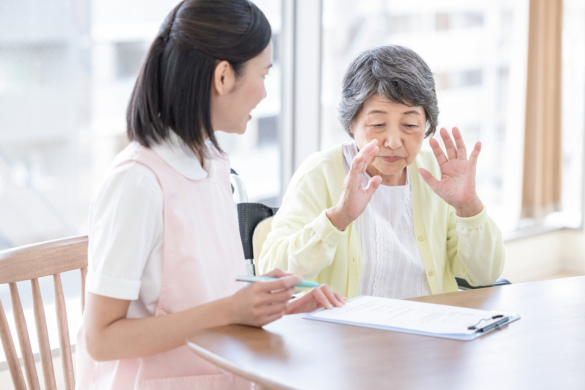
<box><xmin>0</xmin><ymin>299</ymin><xmax>27</xmax><ymax>389</ymax></box>
<box><xmin>53</xmin><ymin>273</ymin><xmax>75</xmax><ymax>389</ymax></box>
<box><xmin>31</xmin><ymin>278</ymin><xmax>57</xmax><ymax>390</ymax></box>
<box><xmin>9</xmin><ymin>283</ymin><xmax>40</xmax><ymax>390</ymax></box>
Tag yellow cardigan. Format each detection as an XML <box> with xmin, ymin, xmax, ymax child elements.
<box><xmin>257</xmin><ymin>144</ymin><xmax>505</xmax><ymax>298</ymax></box>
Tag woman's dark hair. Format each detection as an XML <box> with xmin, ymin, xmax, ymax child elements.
<box><xmin>127</xmin><ymin>0</ymin><xmax>271</xmax><ymax>159</ymax></box>
<box><xmin>337</xmin><ymin>45</ymin><xmax>439</xmax><ymax>138</ymax></box>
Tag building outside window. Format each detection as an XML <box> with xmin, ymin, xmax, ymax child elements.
<box><xmin>321</xmin><ymin>0</ymin><xmax>584</xmax><ymax>234</ymax></box>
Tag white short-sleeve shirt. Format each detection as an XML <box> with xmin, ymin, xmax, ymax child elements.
<box><xmin>87</xmin><ymin>132</ymin><xmax>213</xmax><ymax>318</ymax></box>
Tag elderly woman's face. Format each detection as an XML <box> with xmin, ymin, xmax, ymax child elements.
<box><xmin>350</xmin><ymin>94</ymin><xmax>426</xmax><ymax>186</ymax></box>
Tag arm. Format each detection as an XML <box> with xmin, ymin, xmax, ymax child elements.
<box><xmin>446</xmin><ymin>206</ymin><xmax>505</xmax><ymax>286</ymax></box>
<box><xmin>84</xmin><ymin>165</ymin><xmax>342</xmax><ymax>362</ymax></box>
<box><xmin>84</xmin><ymin>270</ymin><xmax>301</xmax><ymax>361</ymax></box>
<box><xmin>258</xmin><ymin>141</ymin><xmax>380</xmax><ymax>279</ymax></box>
<box><xmin>419</xmin><ymin>127</ymin><xmax>504</xmax><ymax>285</ymax></box>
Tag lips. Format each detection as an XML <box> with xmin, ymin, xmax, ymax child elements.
<box><xmin>379</xmin><ymin>155</ymin><xmax>403</xmax><ymax>163</ymax></box>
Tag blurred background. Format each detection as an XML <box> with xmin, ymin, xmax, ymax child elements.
<box><xmin>1</xmin><ymin>0</ymin><xmax>584</xmax><ymax>386</ymax></box>
<box><xmin>1</xmin><ymin>0</ymin><xmax>584</xmax><ymax>243</ymax></box>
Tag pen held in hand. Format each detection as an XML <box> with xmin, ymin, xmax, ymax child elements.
<box><xmin>236</xmin><ymin>275</ymin><xmax>320</xmax><ymax>288</ymax></box>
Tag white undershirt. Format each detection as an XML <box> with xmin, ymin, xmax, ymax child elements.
<box><xmin>342</xmin><ymin>142</ymin><xmax>431</xmax><ymax>299</ymax></box>
<box><xmin>87</xmin><ymin>132</ymin><xmax>214</xmax><ymax>318</ymax></box>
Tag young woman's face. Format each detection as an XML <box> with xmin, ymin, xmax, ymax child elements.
<box><xmin>350</xmin><ymin>94</ymin><xmax>426</xmax><ymax>186</ymax></box>
<box><xmin>212</xmin><ymin>41</ymin><xmax>273</xmax><ymax>134</ymax></box>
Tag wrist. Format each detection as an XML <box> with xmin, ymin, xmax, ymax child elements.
<box><xmin>326</xmin><ymin>205</ymin><xmax>352</xmax><ymax>231</ymax></box>
<box><xmin>220</xmin><ymin>296</ymin><xmax>238</xmax><ymax>325</ymax></box>
<box><xmin>455</xmin><ymin>198</ymin><xmax>483</xmax><ymax>218</ymax></box>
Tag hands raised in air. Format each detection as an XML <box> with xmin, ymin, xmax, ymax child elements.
<box><xmin>418</xmin><ymin>127</ymin><xmax>483</xmax><ymax>217</ymax></box>
<box><xmin>326</xmin><ymin>139</ymin><xmax>382</xmax><ymax>231</ymax></box>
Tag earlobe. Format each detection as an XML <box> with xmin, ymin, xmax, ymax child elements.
<box><xmin>348</xmin><ymin>123</ymin><xmax>355</xmax><ymax>138</ymax></box>
<box><xmin>213</xmin><ymin>60</ymin><xmax>235</xmax><ymax>96</ymax></box>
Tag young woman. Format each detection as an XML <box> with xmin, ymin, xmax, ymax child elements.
<box><xmin>76</xmin><ymin>1</ymin><xmax>344</xmax><ymax>389</ymax></box>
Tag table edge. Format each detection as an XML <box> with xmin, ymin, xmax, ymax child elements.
<box><xmin>186</xmin><ymin>339</ymin><xmax>294</xmax><ymax>390</ymax></box>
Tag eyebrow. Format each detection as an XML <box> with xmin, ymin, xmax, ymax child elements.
<box><xmin>365</xmin><ymin>109</ymin><xmax>422</xmax><ymax>116</ymax></box>
<box><xmin>402</xmin><ymin>110</ymin><xmax>422</xmax><ymax>116</ymax></box>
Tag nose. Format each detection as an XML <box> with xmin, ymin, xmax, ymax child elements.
<box><xmin>383</xmin><ymin>128</ymin><xmax>402</xmax><ymax>149</ymax></box>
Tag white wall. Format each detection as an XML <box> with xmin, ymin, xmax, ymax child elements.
<box><xmin>502</xmin><ymin>229</ymin><xmax>585</xmax><ymax>283</ymax></box>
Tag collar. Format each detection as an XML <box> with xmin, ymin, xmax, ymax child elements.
<box><xmin>150</xmin><ymin>131</ymin><xmax>215</xmax><ymax>180</ymax></box>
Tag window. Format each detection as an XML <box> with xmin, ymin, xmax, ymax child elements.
<box><xmin>114</xmin><ymin>42</ymin><xmax>148</xmax><ymax>79</ymax></box>
<box><xmin>216</xmin><ymin>0</ymin><xmax>282</xmax><ymax>207</ymax></box>
<box><xmin>0</xmin><ymin>0</ymin><xmax>283</xmax><ymax>363</ymax></box>
<box><xmin>322</xmin><ymin>0</ymin><xmax>538</xmax><ymax>234</ymax></box>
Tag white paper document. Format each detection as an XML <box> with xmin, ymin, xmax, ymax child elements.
<box><xmin>304</xmin><ymin>296</ymin><xmax>520</xmax><ymax>340</ymax></box>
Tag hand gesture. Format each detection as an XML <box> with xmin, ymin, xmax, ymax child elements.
<box><xmin>285</xmin><ymin>284</ymin><xmax>346</xmax><ymax>315</ymax></box>
<box><xmin>327</xmin><ymin>139</ymin><xmax>382</xmax><ymax>231</ymax></box>
<box><xmin>229</xmin><ymin>268</ymin><xmax>300</xmax><ymax>327</ymax></box>
<box><xmin>418</xmin><ymin>127</ymin><xmax>483</xmax><ymax>217</ymax></box>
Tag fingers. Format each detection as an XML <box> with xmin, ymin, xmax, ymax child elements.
<box><xmin>418</xmin><ymin>168</ymin><xmax>440</xmax><ymax>192</ymax></box>
<box><xmin>429</xmin><ymin>137</ymin><xmax>448</xmax><ymax>165</ymax></box>
<box><xmin>364</xmin><ymin>175</ymin><xmax>382</xmax><ymax>196</ymax></box>
<box><xmin>317</xmin><ymin>285</ymin><xmax>345</xmax><ymax>308</ymax></box>
<box><xmin>468</xmin><ymin>141</ymin><xmax>481</xmax><ymax>167</ymax></box>
<box><xmin>259</xmin><ymin>274</ymin><xmax>302</xmax><ymax>292</ymax></box>
<box><xmin>263</xmin><ymin>268</ymin><xmax>293</xmax><ymax>278</ymax></box>
<box><xmin>432</xmin><ymin>127</ymin><xmax>472</xmax><ymax>163</ymax></box>
<box><xmin>251</xmin><ymin>302</ymin><xmax>289</xmax><ymax>327</ymax></box>
<box><xmin>311</xmin><ymin>287</ymin><xmax>333</xmax><ymax>309</ymax></box>
<box><xmin>257</xmin><ymin>312</ymin><xmax>285</xmax><ymax>327</ymax></box>
<box><xmin>451</xmin><ymin>127</ymin><xmax>467</xmax><ymax>160</ymax></box>
<box><xmin>440</xmin><ymin>127</ymin><xmax>457</xmax><ymax>161</ymax></box>
<box><xmin>350</xmin><ymin>140</ymin><xmax>378</xmax><ymax>178</ymax></box>
<box><xmin>359</xmin><ymin>139</ymin><xmax>379</xmax><ymax>160</ymax></box>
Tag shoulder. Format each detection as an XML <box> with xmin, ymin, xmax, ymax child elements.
<box><xmin>92</xmin><ymin>159</ymin><xmax>162</xmax><ymax>215</ymax></box>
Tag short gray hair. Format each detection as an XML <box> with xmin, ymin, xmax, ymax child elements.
<box><xmin>337</xmin><ymin>45</ymin><xmax>439</xmax><ymax>138</ymax></box>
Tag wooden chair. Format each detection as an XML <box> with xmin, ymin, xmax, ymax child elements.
<box><xmin>0</xmin><ymin>235</ymin><xmax>88</xmax><ymax>390</ymax></box>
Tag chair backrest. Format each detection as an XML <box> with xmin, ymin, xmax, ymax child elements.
<box><xmin>455</xmin><ymin>277</ymin><xmax>511</xmax><ymax>290</ymax></box>
<box><xmin>251</xmin><ymin>216</ymin><xmax>275</xmax><ymax>269</ymax></box>
<box><xmin>236</xmin><ymin>203</ymin><xmax>278</xmax><ymax>276</ymax></box>
<box><xmin>0</xmin><ymin>235</ymin><xmax>88</xmax><ymax>390</ymax></box>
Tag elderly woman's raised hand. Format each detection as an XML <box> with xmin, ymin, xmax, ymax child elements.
<box><xmin>326</xmin><ymin>139</ymin><xmax>382</xmax><ymax>231</ymax></box>
<box><xmin>418</xmin><ymin>127</ymin><xmax>483</xmax><ymax>217</ymax></box>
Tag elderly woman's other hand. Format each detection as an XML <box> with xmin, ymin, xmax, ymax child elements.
<box><xmin>418</xmin><ymin>127</ymin><xmax>484</xmax><ymax>217</ymax></box>
<box><xmin>326</xmin><ymin>139</ymin><xmax>382</xmax><ymax>231</ymax></box>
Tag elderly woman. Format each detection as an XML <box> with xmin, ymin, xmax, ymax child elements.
<box><xmin>257</xmin><ymin>45</ymin><xmax>504</xmax><ymax>299</ymax></box>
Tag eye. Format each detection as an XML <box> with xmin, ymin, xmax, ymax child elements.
<box><xmin>371</xmin><ymin>123</ymin><xmax>385</xmax><ymax>127</ymax></box>
<box><xmin>403</xmin><ymin>124</ymin><xmax>419</xmax><ymax>129</ymax></box>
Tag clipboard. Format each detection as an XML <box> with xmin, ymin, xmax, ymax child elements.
<box><xmin>304</xmin><ymin>296</ymin><xmax>521</xmax><ymax>341</ymax></box>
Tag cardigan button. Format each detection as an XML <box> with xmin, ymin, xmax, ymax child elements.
<box><xmin>428</xmin><ymin>270</ymin><xmax>435</xmax><ymax>277</ymax></box>
<box><xmin>417</xmin><ymin>235</ymin><xmax>425</xmax><ymax>241</ymax></box>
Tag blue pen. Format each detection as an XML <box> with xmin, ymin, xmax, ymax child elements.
<box><xmin>236</xmin><ymin>274</ymin><xmax>320</xmax><ymax>288</ymax></box>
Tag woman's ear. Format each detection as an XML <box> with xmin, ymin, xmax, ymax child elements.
<box><xmin>348</xmin><ymin>123</ymin><xmax>355</xmax><ymax>138</ymax></box>
<box><xmin>212</xmin><ymin>60</ymin><xmax>236</xmax><ymax>96</ymax></box>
